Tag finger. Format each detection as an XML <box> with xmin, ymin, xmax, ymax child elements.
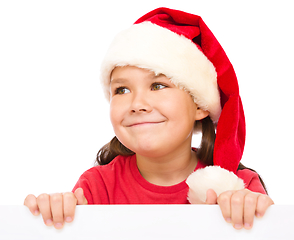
<box><xmin>243</xmin><ymin>193</ymin><xmax>258</xmax><ymax>229</ymax></box>
<box><xmin>205</xmin><ymin>189</ymin><xmax>217</xmax><ymax>204</ymax></box>
<box><xmin>24</xmin><ymin>194</ymin><xmax>40</xmax><ymax>216</ymax></box>
<box><xmin>255</xmin><ymin>194</ymin><xmax>274</xmax><ymax>218</ymax></box>
<box><xmin>63</xmin><ymin>192</ymin><xmax>77</xmax><ymax>223</ymax></box>
<box><xmin>230</xmin><ymin>190</ymin><xmax>248</xmax><ymax>229</ymax></box>
<box><xmin>217</xmin><ymin>191</ymin><xmax>234</xmax><ymax>223</ymax></box>
<box><xmin>37</xmin><ymin>193</ymin><xmax>53</xmax><ymax>226</ymax></box>
<box><xmin>74</xmin><ymin>188</ymin><xmax>88</xmax><ymax>205</ymax></box>
<box><xmin>50</xmin><ymin>193</ymin><xmax>64</xmax><ymax>229</ymax></box>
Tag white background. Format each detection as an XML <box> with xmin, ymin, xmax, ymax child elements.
<box><xmin>0</xmin><ymin>0</ymin><xmax>293</xmax><ymax>205</ymax></box>
<box><xmin>2</xmin><ymin>205</ymin><xmax>294</xmax><ymax>239</ymax></box>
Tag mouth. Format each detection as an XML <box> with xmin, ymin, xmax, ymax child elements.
<box><xmin>126</xmin><ymin>121</ymin><xmax>165</xmax><ymax>127</ymax></box>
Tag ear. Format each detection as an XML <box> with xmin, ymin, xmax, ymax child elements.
<box><xmin>195</xmin><ymin>106</ymin><xmax>210</xmax><ymax>121</ymax></box>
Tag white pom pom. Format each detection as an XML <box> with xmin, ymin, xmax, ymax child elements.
<box><xmin>186</xmin><ymin>166</ymin><xmax>245</xmax><ymax>203</ymax></box>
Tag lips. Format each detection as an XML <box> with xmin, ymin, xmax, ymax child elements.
<box><xmin>126</xmin><ymin>121</ymin><xmax>165</xmax><ymax>127</ymax></box>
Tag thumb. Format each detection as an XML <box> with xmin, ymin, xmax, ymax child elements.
<box><xmin>74</xmin><ymin>188</ymin><xmax>88</xmax><ymax>205</ymax></box>
<box><xmin>205</xmin><ymin>189</ymin><xmax>217</xmax><ymax>204</ymax></box>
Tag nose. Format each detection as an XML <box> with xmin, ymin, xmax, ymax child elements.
<box><xmin>130</xmin><ymin>92</ymin><xmax>152</xmax><ymax>113</ymax></box>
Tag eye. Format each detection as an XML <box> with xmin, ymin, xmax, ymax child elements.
<box><xmin>151</xmin><ymin>83</ymin><xmax>167</xmax><ymax>91</ymax></box>
<box><xmin>115</xmin><ymin>87</ymin><xmax>130</xmax><ymax>95</ymax></box>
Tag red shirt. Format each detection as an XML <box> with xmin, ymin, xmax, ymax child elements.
<box><xmin>72</xmin><ymin>154</ymin><xmax>266</xmax><ymax>204</ymax></box>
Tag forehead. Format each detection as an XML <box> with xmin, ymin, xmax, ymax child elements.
<box><xmin>110</xmin><ymin>66</ymin><xmax>169</xmax><ymax>84</ymax></box>
<box><xmin>111</xmin><ymin>66</ymin><xmax>155</xmax><ymax>77</ymax></box>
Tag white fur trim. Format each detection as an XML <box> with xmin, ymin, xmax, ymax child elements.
<box><xmin>100</xmin><ymin>22</ymin><xmax>221</xmax><ymax>122</ymax></box>
<box><xmin>186</xmin><ymin>166</ymin><xmax>245</xmax><ymax>203</ymax></box>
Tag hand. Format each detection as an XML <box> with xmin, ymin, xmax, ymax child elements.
<box><xmin>191</xmin><ymin>188</ymin><xmax>274</xmax><ymax>230</ymax></box>
<box><xmin>24</xmin><ymin>188</ymin><xmax>88</xmax><ymax>229</ymax></box>
<box><xmin>216</xmin><ymin>189</ymin><xmax>274</xmax><ymax>230</ymax></box>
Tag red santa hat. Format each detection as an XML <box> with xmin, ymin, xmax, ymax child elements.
<box><xmin>100</xmin><ymin>8</ymin><xmax>245</xmax><ymax>202</ymax></box>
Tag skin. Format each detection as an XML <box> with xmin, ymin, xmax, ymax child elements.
<box><xmin>196</xmin><ymin>189</ymin><xmax>274</xmax><ymax>230</ymax></box>
<box><xmin>24</xmin><ymin>66</ymin><xmax>274</xmax><ymax>230</ymax></box>
<box><xmin>110</xmin><ymin>66</ymin><xmax>209</xmax><ymax>186</ymax></box>
<box><xmin>24</xmin><ymin>188</ymin><xmax>87</xmax><ymax>229</ymax></box>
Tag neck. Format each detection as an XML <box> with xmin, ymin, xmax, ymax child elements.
<box><xmin>136</xmin><ymin>147</ymin><xmax>198</xmax><ymax>186</ymax></box>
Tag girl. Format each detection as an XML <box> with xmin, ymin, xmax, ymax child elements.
<box><xmin>24</xmin><ymin>7</ymin><xmax>274</xmax><ymax>230</ymax></box>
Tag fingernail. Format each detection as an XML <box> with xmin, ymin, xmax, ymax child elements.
<box><xmin>234</xmin><ymin>224</ymin><xmax>243</xmax><ymax>229</ymax></box>
<box><xmin>54</xmin><ymin>223</ymin><xmax>63</xmax><ymax>229</ymax></box>
<box><xmin>256</xmin><ymin>213</ymin><xmax>263</xmax><ymax>218</ymax></box>
<box><xmin>65</xmin><ymin>217</ymin><xmax>73</xmax><ymax>223</ymax></box>
<box><xmin>45</xmin><ymin>219</ymin><xmax>53</xmax><ymax>226</ymax></box>
<box><xmin>226</xmin><ymin>218</ymin><xmax>231</xmax><ymax>223</ymax></box>
<box><xmin>244</xmin><ymin>223</ymin><xmax>252</xmax><ymax>229</ymax></box>
<box><xmin>34</xmin><ymin>210</ymin><xmax>39</xmax><ymax>215</ymax></box>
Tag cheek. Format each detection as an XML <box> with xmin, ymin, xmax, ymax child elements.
<box><xmin>163</xmin><ymin>93</ymin><xmax>196</xmax><ymax>121</ymax></box>
<box><xmin>109</xmin><ymin>97</ymin><xmax>130</xmax><ymax>134</ymax></box>
<box><xmin>109</xmin><ymin>99</ymin><xmax>121</xmax><ymax>128</ymax></box>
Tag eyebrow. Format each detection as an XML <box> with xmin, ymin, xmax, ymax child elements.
<box><xmin>110</xmin><ymin>78</ymin><xmax>129</xmax><ymax>85</ymax></box>
<box><xmin>110</xmin><ymin>73</ymin><xmax>167</xmax><ymax>85</ymax></box>
<box><xmin>154</xmin><ymin>73</ymin><xmax>165</xmax><ymax>78</ymax></box>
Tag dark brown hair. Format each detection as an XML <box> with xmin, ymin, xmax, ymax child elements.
<box><xmin>96</xmin><ymin>137</ymin><xmax>134</xmax><ymax>166</ymax></box>
<box><xmin>96</xmin><ymin>117</ymin><xmax>267</xmax><ymax>193</ymax></box>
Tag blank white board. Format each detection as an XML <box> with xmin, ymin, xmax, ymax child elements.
<box><xmin>0</xmin><ymin>205</ymin><xmax>293</xmax><ymax>240</ymax></box>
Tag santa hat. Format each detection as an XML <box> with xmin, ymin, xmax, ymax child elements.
<box><xmin>100</xmin><ymin>8</ymin><xmax>245</xmax><ymax>202</ymax></box>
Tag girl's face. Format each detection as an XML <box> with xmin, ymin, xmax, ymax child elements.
<box><xmin>109</xmin><ymin>66</ymin><xmax>209</xmax><ymax>158</ymax></box>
